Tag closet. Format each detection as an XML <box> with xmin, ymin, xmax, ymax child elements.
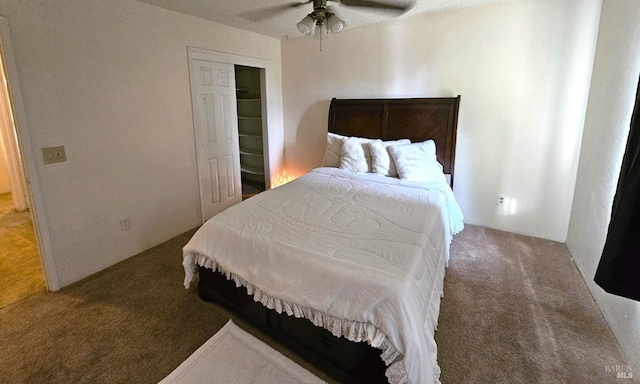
<box><xmin>235</xmin><ymin>65</ymin><xmax>266</xmax><ymax>198</ymax></box>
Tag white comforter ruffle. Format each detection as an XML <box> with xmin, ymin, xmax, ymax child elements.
<box><xmin>183</xmin><ymin>167</ymin><xmax>464</xmax><ymax>384</ymax></box>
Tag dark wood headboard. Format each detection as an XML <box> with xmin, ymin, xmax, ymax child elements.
<box><xmin>328</xmin><ymin>96</ymin><xmax>461</xmax><ymax>186</ymax></box>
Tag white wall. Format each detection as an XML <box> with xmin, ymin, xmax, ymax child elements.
<box><xmin>0</xmin><ymin>0</ymin><xmax>284</xmax><ymax>288</ymax></box>
<box><xmin>281</xmin><ymin>0</ymin><xmax>601</xmax><ymax>242</ymax></box>
<box><xmin>566</xmin><ymin>0</ymin><xmax>640</xmax><ymax>371</ymax></box>
<box><xmin>0</xmin><ymin>142</ymin><xmax>10</xmax><ymax>193</ymax></box>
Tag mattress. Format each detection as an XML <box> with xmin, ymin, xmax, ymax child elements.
<box><xmin>183</xmin><ymin>167</ymin><xmax>464</xmax><ymax>384</ymax></box>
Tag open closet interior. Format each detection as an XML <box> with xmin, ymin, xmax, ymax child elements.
<box><xmin>235</xmin><ymin>65</ymin><xmax>266</xmax><ymax>198</ymax></box>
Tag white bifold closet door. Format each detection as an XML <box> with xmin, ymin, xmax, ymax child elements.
<box><xmin>189</xmin><ymin>59</ymin><xmax>242</xmax><ymax>222</ymax></box>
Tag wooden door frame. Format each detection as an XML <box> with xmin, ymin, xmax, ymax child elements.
<box><xmin>0</xmin><ymin>16</ymin><xmax>59</xmax><ymax>291</ymax></box>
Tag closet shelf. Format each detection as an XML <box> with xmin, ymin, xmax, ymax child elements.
<box><xmin>240</xmin><ymin>147</ymin><xmax>263</xmax><ymax>156</ymax></box>
<box><xmin>239</xmin><ymin>131</ymin><xmax>262</xmax><ymax>137</ymax></box>
<box><xmin>237</xmin><ymin>65</ymin><xmax>265</xmax><ymax>192</ymax></box>
<box><xmin>241</xmin><ymin>164</ymin><xmax>264</xmax><ymax>175</ymax></box>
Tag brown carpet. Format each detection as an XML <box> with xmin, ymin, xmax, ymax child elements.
<box><xmin>0</xmin><ymin>225</ymin><xmax>633</xmax><ymax>384</ymax></box>
<box><xmin>436</xmin><ymin>226</ymin><xmax>634</xmax><ymax>384</ymax></box>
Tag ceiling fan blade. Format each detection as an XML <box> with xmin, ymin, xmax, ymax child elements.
<box><xmin>334</xmin><ymin>0</ymin><xmax>414</xmax><ymax>12</ymax></box>
<box><xmin>239</xmin><ymin>1</ymin><xmax>311</xmax><ymax>22</ymax></box>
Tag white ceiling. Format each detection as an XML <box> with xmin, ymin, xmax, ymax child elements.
<box><xmin>133</xmin><ymin>0</ymin><xmax>512</xmax><ymax>39</ymax></box>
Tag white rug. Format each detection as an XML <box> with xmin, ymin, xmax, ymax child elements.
<box><xmin>159</xmin><ymin>320</ymin><xmax>327</xmax><ymax>384</ymax></box>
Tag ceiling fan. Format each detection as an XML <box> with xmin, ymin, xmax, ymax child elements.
<box><xmin>241</xmin><ymin>0</ymin><xmax>414</xmax><ymax>40</ymax></box>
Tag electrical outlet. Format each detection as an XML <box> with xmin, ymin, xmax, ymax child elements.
<box><xmin>42</xmin><ymin>145</ymin><xmax>66</xmax><ymax>164</ymax></box>
<box><xmin>120</xmin><ymin>217</ymin><xmax>131</xmax><ymax>231</ymax></box>
<box><xmin>497</xmin><ymin>195</ymin><xmax>506</xmax><ymax>206</ymax></box>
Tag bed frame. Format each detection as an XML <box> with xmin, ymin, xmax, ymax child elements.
<box><xmin>197</xmin><ymin>96</ymin><xmax>461</xmax><ymax>383</ymax></box>
<box><xmin>328</xmin><ymin>96</ymin><xmax>460</xmax><ymax>186</ymax></box>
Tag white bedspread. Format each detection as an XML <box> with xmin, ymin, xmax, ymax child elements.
<box><xmin>183</xmin><ymin>167</ymin><xmax>464</xmax><ymax>384</ymax></box>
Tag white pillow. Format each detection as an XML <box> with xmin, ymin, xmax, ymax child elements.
<box><xmin>339</xmin><ymin>137</ymin><xmax>379</xmax><ymax>173</ymax></box>
<box><xmin>322</xmin><ymin>132</ymin><xmax>346</xmax><ymax>167</ymax></box>
<box><xmin>388</xmin><ymin>140</ymin><xmax>446</xmax><ymax>183</ymax></box>
<box><xmin>368</xmin><ymin>139</ymin><xmax>411</xmax><ymax>177</ymax></box>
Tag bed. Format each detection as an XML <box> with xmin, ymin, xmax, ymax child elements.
<box><xmin>183</xmin><ymin>96</ymin><xmax>463</xmax><ymax>384</ymax></box>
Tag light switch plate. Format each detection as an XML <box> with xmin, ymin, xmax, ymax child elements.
<box><xmin>42</xmin><ymin>145</ymin><xmax>66</xmax><ymax>164</ymax></box>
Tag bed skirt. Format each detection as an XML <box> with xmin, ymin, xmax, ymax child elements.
<box><xmin>197</xmin><ymin>266</ymin><xmax>389</xmax><ymax>384</ymax></box>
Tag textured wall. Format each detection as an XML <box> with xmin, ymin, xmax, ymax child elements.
<box><xmin>0</xmin><ymin>0</ymin><xmax>283</xmax><ymax>288</ymax></box>
<box><xmin>281</xmin><ymin>0</ymin><xmax>601</xmax><ymax>242</ymax></box>
<box><xmin>566</xmin><ymin>0</ymin><xmax>640</xmax><ymax>372</ymax></box>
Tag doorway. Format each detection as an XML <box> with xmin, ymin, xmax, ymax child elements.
<box><xmin>0</xmin><ymin>192</ymin><xmax>44</xmax><ymax>308</ymax></box>
<box><xmin>187</xmin><ymin>48</ymin><xmax>271</xmax><ymax>222</ymax></box>
<box><xmin>235</xmin><ymin>65</ymin><xmax>267</xmax><ymax>199</ymax></box>
<box><xmin>0</xmin><ymin>28</ymin><xmax>45</xmax><ymax>308</ymax></box>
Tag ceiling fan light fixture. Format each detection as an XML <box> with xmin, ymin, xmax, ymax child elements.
<box><xmin>327</xmin><ymin>14</ymin><xmax>345</xmax><ymax>34</ymax></box>
<box><xmin>296</xmin><ymin>15</ymin><xmax>314</xmax><ymax>35</ymax></box>
<box><xmin>313</xmin><ymin>22</ymin><xmax>328</xmax><ymax>40</ymax></box>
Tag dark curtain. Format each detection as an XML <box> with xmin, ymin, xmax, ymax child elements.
<box><xmin>594</xmin><ymin>76</ymin><xmax>640</xmax><ymax>302</ymax></box>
